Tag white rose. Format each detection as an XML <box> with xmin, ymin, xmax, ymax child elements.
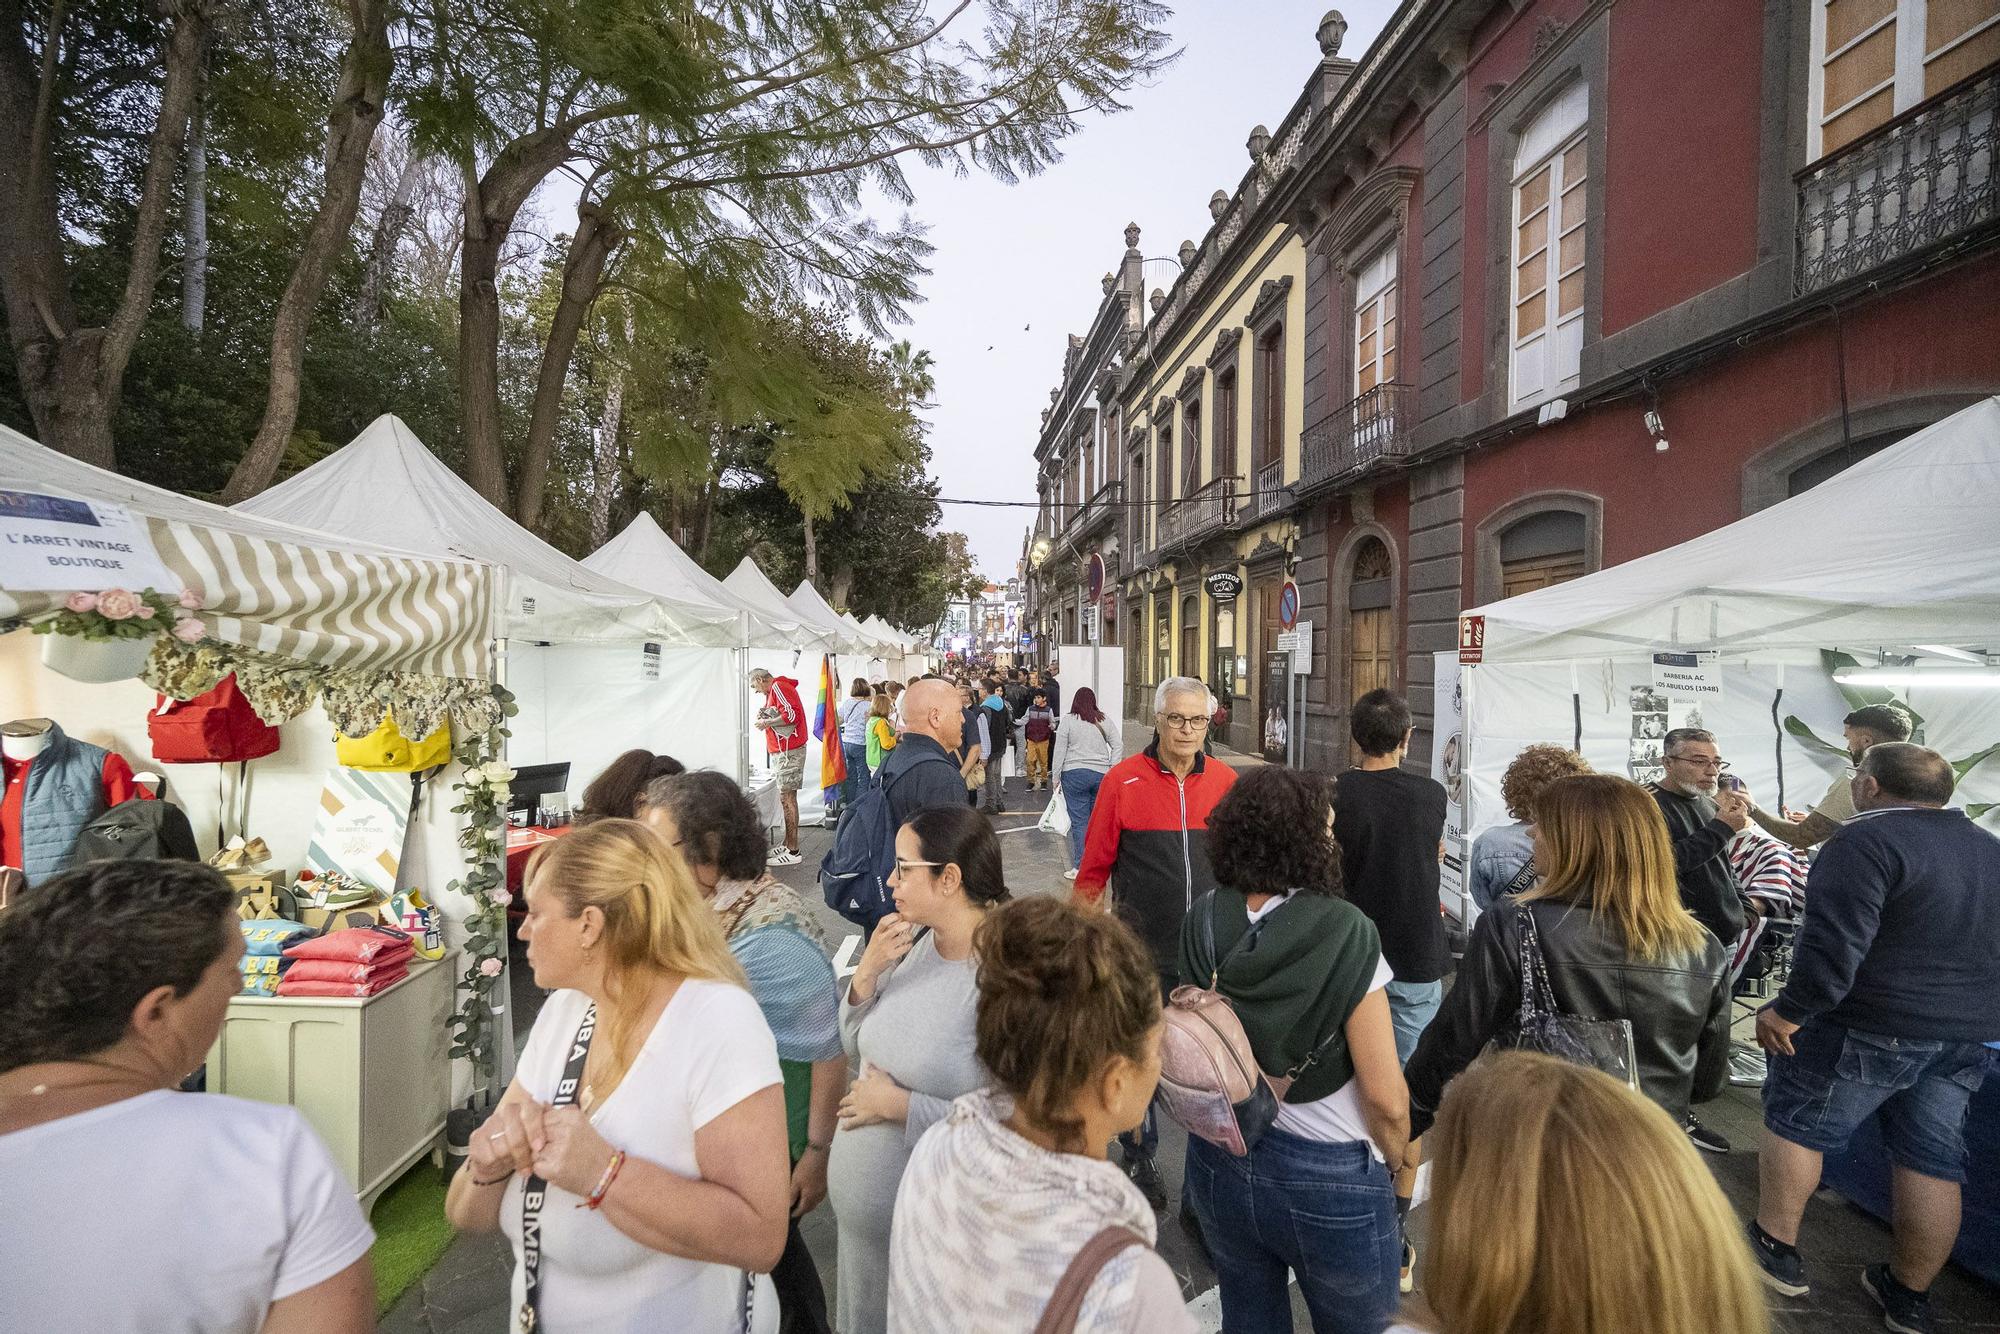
<box><xmin>480</xmin><ymin>760</ymin><xmax>516</xmax><ymax>784</ymax></box>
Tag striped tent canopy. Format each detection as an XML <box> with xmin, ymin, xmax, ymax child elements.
<box><xmin>0</xmin><ymin>423</ymin><xmax>495</xmax><ymax>680</ymax></box>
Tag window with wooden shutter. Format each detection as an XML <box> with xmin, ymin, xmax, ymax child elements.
<box><xmin>1812</xmin><ymin>1</ymin><xmax>2000</xmax><ymax>158</ymax></box>
<box><xmin>1355</xmin><ymin>242</ymin><xmax>1399</xmax><ymax>395</ymax></box>
<box><xmin>1511</xmin><ymin>82</ymin><xmax>1589</xmax><ymax>409</ymax></box>
<box><xmin>1215</xmin><ymin>370</ymin><xmax>1238</xmax><ymax>482</ymax></box>
<box><xmin>1498</xmin><ymin>509</ymin><xmax>1588</xmax><ymax>596</ymax></box>
<box><xmin>1183</xmin><ymin>396</ymin><xmax>1202</xmax><ymax>494</ymax></box>
<box><xmin>1254</xmin><ymin>326</ymin><xmax>1285</xmax><ymax>468</ymax></box>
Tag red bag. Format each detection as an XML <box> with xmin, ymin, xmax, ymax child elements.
<box><xmin>149</xmin><ymin>675</ymin><xmax>280</xmax><ymax>764</ymax></box>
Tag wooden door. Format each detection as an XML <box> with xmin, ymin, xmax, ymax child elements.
<box><xmin>1348</xmin><ymin>606</ymin><xmax>1395</xmax><ymax>763</ymax></box>
<box><xmin>1500</xmin><ymin>552</ymin><xmax>1586</xmax><ymax>597</ymax></box>
<box><xmin>1255</xmin><ymin>580</ymin><xmax>1283</xmax><ymax>752</ymax></box>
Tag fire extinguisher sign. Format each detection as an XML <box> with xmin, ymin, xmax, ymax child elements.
<box><xmin>1457</xmin><ymin>615</ymin><xmax>1485</xmax><ymax>664</ymax></box>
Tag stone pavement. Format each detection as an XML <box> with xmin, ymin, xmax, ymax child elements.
<box><xmin>384</xmin><ymin>751</ymin><xmax>2000</xmax><ymax>1333</ymax></box>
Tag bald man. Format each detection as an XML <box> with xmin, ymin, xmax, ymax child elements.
<box><xmin>874</xmin><ymin>678</ymin><xmax>969</xmax><ymax>832</ymax></box>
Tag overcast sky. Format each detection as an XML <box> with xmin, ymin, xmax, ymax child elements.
<box><xmin>895</xmin><ymin>1</ymin><xmax>1399</xmax><ymax>578</ymax></box>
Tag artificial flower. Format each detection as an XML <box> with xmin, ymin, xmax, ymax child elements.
<box><xmin>478</xmin><ymin>957</ymin><xmax>504</xmax><ymax>978</ymax></box>
<box><xmin>63</xmin><ymin>591</ymin><xmax>98</xmax><ymax>613</ymax></box>
<box><xmin>172</xmin><ymin>617</ymin><xmax>206</xmax><ymax>644</ymax></box>
<box><xmin>177</xmin><ymin>588</ymin><xmax>205</xmax><ymax>610</ymax></box>
<box><xmin>95</xmin><ymin>588</ymin><xmax>142</xmax><ymax>620</ymax></box>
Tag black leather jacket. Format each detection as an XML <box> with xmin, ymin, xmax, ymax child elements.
<box><xmin>1406</xmin><ymin>897</ymin><xmax>1732</xmax><ymax>1135</ymax></box>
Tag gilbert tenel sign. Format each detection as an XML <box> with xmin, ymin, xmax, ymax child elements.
<box><xmin>1204</xmin><ymin>571</ymin><xmax>1244</xmax><ymax>602</ymax></box>
<box><xmin>0</xmin><ymin>490</ymin><xmax>178</xmax><ymax>592</ymax></box>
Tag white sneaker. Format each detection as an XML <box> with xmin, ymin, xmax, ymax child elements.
<box><xmin>1063</xmin><ymin>868</ymin><xmax>1078</xmax><ymax>880</ymax></box>
<box><xmin>767</xmin><ymin>848</ymin><xmax>802</xmax><ymax>867</ymax></box>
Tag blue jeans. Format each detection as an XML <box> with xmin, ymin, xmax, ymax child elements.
<box><xmin>1764</xmin><ymin>1019</ymin><xmax>1995</xmax><ymax>1182</ymax></box>
<box><xmin>1185</xmin><ymin>1128</ymin><xmax>1400</xmax><ymax>1334</ymax></box>
<box><xmin>1060</xmin><ymin>768</ymin><xmax>1104</xmax><ymax>867</ymax></box>
<box><xmin>1386</xmin><ymin>978</ymin><xmax>1443</xmax><ymax>1066</ymax></box>
<box><xmin>837</xmin><ymin>743</ymin><xmax>868</xmax><ymax>808</ymax></box>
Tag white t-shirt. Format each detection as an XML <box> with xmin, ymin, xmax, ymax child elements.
<box><xmin>1243</xmin><ymin>894</ymin><xmax>1396</xmax><ymax>1158</ymax></box>
<box><xmin>502</xmin><ymin>981</ymin><xmax>784</xmax><ymax>1332</ymax></box>
<box><xmin>0</xmin><ymin>1089</ymin><xmax>374</xmax><ymax>1333</ymax></box>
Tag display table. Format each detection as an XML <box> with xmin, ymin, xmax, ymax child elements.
<box><xmin>746</xmin><ymin>771</ymin><xmax>781</xmax><ymax>837</ymax></box>
<box><xmin>506</xmin><ymin>823</ymin><xmax>572</xmax><ymax>892</ymax></box>
<box><xmin>207</xmin><ymin>956</ymin><xmax>453</xmax><ymax>1214</ymax></box>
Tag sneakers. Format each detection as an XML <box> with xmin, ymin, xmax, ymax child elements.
<box><xmin>766</xmin><ymin>848</ymin><xmax>802</xmax><ymax>867</ymax></box>
<box><xmin>1062</xmin><ymin>868</ymin><xmax>1078</xmax><ymax>880</ymax></box>
<box><xmin>1684</xmin><ymin>1112</ymin><xmax>1731</xmax><ymax>1153</ymax></box>
<box><xmin>1729</xmin><ymin>1044</ymin><xmax>1768</xmax><ymax>1087</ymax></box>
<box><xmin>1125</xmin><ymin>1153</ymin><xmax>1167</xmax><ymax>1210</ymax></box>
<box><xmin>1863</xmin><ymin>1263</ymin><xmax>1933</xmax><ymax>1334</ymax></box>
<box><xmin>1400</xmin><ymin>1238</ymin><xmax>1416</xmax><ymax>1295</ymax></box>
<box><xmin>1747</xmin><ymin>1221</ymin><xmax>1809</xmax><ymax>1297</ymax></box>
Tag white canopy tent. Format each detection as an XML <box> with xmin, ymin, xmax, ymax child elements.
<box><xmin>239</xmin><ymin>415</ymin><xmax>748</xmax><ymax>790</ymax></box>
<box><xmin>788</xmin><ymin>578</ymin><xmax>873</xmax><ymax>655</ymax></box>
<box><xmin>582</xmin><ymin>513</ymin><xmax>794</xmax><ymax>650</ymax></box>
<box><xmin>723</xmin><ymin>558</ymin><xmax>837</xmax><ymax>652</ymax></box>
<box><xmin>1444</xmin><ymin>397</ymin><xmax>2000</xmax><ymax>917</ymax></box>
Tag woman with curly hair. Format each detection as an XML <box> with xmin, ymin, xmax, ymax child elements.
<box><xmin>1468</xmin><ymin>744</ymin><xmax>1591</xmax><ymax>910</ymax></box>
<box><xmin>1178</xmin><ymin>766</ymin><xmax>1410</xmax><ymax>1334</ymax></box>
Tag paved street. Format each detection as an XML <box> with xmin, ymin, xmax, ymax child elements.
<box><xmin>385</xmin><ymin>733</ymin><xmax>2000</xmax><ymax>1333</ymax></box>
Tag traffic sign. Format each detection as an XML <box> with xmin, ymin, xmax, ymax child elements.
<box><xmin>1278</xmin><ymin>580</ymin><xmax>1299</xmax><ymax>630</ymax></box>
<box><xmin>1087</xmin><ymin>553</ymin><xmax>1105</xmax><ymax>602</ymax></box>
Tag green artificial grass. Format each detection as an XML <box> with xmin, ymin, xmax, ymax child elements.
<box><xmin>368</xmin><ymin>1165</ymin><xmax>457</xmax><ymax>1315</ymax></box>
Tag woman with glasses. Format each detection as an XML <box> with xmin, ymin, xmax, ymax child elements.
<box><xmin>1405</xmin><ymin>774</ymin><xmax>1733</xmax><ymax>1145</ymax></box>
<box><xmin>826</xmin><ymin>805</ymin><xmax>1007</xmax><ymax>1334</ymax></box>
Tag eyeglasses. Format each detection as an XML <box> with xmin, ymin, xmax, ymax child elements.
<box><xmin>893</xmin><ymin>859</ymin><xmax>944</xmax><ymax>875</ymax></box>
<box><xmin>1160</xmin><ymin>713</ymin><xmax>1211</xmax><ymax>731</ymax></box>
<box><xmin>1665</xmin><ymin>754</ymin><xmax>1730</xmax><ymax>771</ymax></box>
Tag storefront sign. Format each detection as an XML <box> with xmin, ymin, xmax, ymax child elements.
<box><xmin>0</xmin><ymin>490</ymin><xmax>178</xmax><ymax>593</ymax></box>
<box><xmin>1651</xmin><ymin>650</ymin><xmax>1720</xmax><ymax>698</ymax></box>
<box><xmin>1204</xmin><ymin>571</ymin><xmax>1244</xmax><ymax>602</ymax></box>
<box><xmin>1457</xmin><ymin>614</ymin><xmax>1485</xmax><ymax>663</ymax></box>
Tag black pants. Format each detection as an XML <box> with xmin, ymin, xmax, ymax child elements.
<box><xmin>771</xmin><ymin>1214</ymin><xmax>831</xmax><ymax>1334</ymax></box>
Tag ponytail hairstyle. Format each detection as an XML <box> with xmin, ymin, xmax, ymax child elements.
<box><xmin>903</xmin><ymin>805</ymin><xmax>1012</xmax><ymax>907</ymax></box>
<box><xmin>525</xmin><ymin>819</ymin><xmax>745</xmax><ymax>1101</ymax></box>
<box><xmin>974</xmin><ymin>897</ymin><xmax>1162</xmax><ymax>1152</ymax></box>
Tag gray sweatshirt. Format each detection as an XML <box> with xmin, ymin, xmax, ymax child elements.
<box><xmin>1051</xmin><ymin>713</ymin><xmax>1121</xmax><ymax>776</ymax></box>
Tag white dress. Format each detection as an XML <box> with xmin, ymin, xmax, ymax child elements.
<box><xmin>501</xmin><ymin>982</ymin><xmax>784</xmax><ymax>1332</ymax></box>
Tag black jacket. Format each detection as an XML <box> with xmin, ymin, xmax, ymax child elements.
<box><xmin>880</xmin><ymin>733</ymin><xmax>967</xmax><ymax>827</ymax></box>
<box><xmin>1649</xmin><ymin>785</ymin><xmax>1747</xmax><ymax>944</ymax></box>
<box><xmin>1405</xmin><ymin>898</ymin><xmax>1732</xmax><ymax>1136</ymax></box>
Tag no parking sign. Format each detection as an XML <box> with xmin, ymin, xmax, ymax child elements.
<box><xmin>1278</xmin><ymin>580</ymin><xmax>1299</xmax><ymax>630</ymax></box>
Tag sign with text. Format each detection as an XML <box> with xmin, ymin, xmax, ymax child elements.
<box><xmin>0</xmin><ymin>491</ymin><xmax>178</xmax><ymax>593</ymax></box>
<box><xmin>1204</xmin><ymin>571</ymin><xmax>1243</xmax><ymax>602</ymax></box>
<box><xmin>1289</xmin><ymin>620</ymin><xmax>1312</xmax><ymax>675</ymax></box>
<box><xmin>1457</xmin><ymin>614</ymin><xmax>1485</xmax><ymax>664</ymax></box>
<box><xmin>1651</xmin><ymin>650</ymin><xmax>1721</xmax><ymax>698</ymax></box>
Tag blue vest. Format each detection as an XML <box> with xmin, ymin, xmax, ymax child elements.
<box><xmin>18</xmin><ymin>723</ymin><xmax>112</xmax><ymax>886</ymax></box>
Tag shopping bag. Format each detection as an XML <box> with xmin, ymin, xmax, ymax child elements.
<box><xmin>1038</xmin><ymin>790</ymin><xmax>1071</xmax><ymax>837</ymax></box>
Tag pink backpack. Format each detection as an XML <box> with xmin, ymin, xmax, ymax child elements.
<box><xmin>1154</xmin><ymin>894</ymin><xmax>1280</xmax><ymax>1156</ymax></box>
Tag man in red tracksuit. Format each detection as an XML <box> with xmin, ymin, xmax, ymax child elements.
<box><xmin>750</xmin><ymin>668</ymin><xmax>808</xmax><ymax>865</ymax></box>
<box><xmin>1074</xmin><ymin>675</ymin><xmax>1236</xmax><ymax>1208</ymax></box>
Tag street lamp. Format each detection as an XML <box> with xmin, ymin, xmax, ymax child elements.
<box><xmin>1029</xmin><ymin>535</ymin><xmax>1052</xmax><ymax>569</ymax></box>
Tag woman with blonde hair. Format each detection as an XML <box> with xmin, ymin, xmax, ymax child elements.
<box><xmin>1386</xmin><ymin>1051</ymin><xmax>1769</xmax><ymax>1334</ymax></box>
<box><xmin>446</xmin><ymin>819</ymin><xmax>790</xmax><ymax>1332</ymax></box>
<box><xmin>1405</xmin><ymin>773</ymin><xmax>1731</xmax><ymax>1139</ymax></box>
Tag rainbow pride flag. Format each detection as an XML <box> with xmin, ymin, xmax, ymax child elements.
<box><xmin>813</xmin><ymin>654</ymin><xmax>848</xmax><ymax>790</ymax></box>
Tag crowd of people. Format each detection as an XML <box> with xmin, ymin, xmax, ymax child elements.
<box><xmin>2</xmin><ymin>666</ymin><xmax>1995</xmax><ymax>1334</ymax></box>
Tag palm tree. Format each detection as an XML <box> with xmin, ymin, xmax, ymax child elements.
<box><xmin>887</xmin><ymin>339</ymin><xmax>937</xmax><ymax>408</ymax></box>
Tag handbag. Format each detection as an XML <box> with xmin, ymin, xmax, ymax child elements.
<box><xmin>149</xmin><ymin>674</ymin><xmax>280</xmax><ymax>764</ymax></box>
<box><xmin>1153</xmin><ymin>894</ymin><xmax>1280</xmax><ymax>1156</ymax></box>
<box><xmin>964</xmin><ymin>760</ymin><xmax>987</xmax><ymax>792</ymax></box>
<box><xmin>335</xmin><ymin>713</ymin><xmax>450</xmax><ymax>772</ymax></box>
<box><xmin>1482</xmin><ymin>904</ymin><xmax>1640</xmax><ymax>1089</ymax></box>
<box><xmin>1033</xmin><ymin>1226</ymin><xmax>1150</xmax><ymax>1334</ymax></box>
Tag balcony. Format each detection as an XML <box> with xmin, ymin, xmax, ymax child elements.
<box><xmin>1075</xmin><ymin>478</ymin><xmax>1122</xmax><ymax>542</ymax></box>
<box><xmin>1155</xmin><ymin>476</ymin><xmax>1237</xmax><ymax>552</ymax></box>
<box><xmin>1797</xmin><ymin>67</ymin><xmax>1998</xmax><ymax>296</ymax></box>
<box><xmin>1237</xmin><ymin>458</ymin><xmax>1292</xmax><ymax>525</ymax></box>
<box><xmin>1298</xmin><ymin>382</ymin><xmax>1417</xmax><ymax>497</ymax></box>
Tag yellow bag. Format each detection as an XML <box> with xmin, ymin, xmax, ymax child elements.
<box><xmin>335</xmin><ymin>714</ymin><xmax>451</xmax><ymax>772</ymax></box>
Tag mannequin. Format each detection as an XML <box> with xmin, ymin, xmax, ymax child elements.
<box><xmin>1</xmin><ymin>718</ymin><xmax>143</xmax><ymax>884</ymax></box>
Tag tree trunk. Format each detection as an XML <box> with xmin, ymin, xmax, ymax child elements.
<box><xmin>455</xmin><ymin>118</ymin><xmax>608</xmax><ymax>511</ymax></box>
<box><xmin>515</xmin><ymin>199</ymin><xmax>620</xmax><ymax>532</ymax></box>
<box><xmin>220</xmin><ymin>0</ymin><xmax>391</xmax><ymax>503</ymax></box>
<box><xmin>180</xmin><ymin>59</ymin><xmax>207</xmax><ymax>333</ymax></box>
<box><xmin>829</xmin><ymin>564</ymin><xmax>854</xmax><ymax>614</ymax></box>
<box><xmin>0</xmin><ymin>0</ymin><xmax>207</xmax><ymax>468</ymax></box>
<box><xmin>586</xmin><ymin>301</ymin><xmax>631</xmax><ymax>550</ymax></box>
<box><xmin>353</xmin><ymin>143</ymin><xmax>423</xmax><ymax>333</ymax></box>
<box><xmin>802</xmin><ymin>511</ymin><xmax>818</xmax><ymax>587</ymax></box>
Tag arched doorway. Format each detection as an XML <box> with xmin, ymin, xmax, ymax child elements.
<box><xmin>1347</xmin><ymin>536</ymin><xmax>1395</xmax><ymax>763</ymax></box>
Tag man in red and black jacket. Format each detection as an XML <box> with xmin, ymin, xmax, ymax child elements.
<box><xmin>1074</xmin><ymin>675</ymin><xmax>1236</xmax><ymax>1206</ymax></box>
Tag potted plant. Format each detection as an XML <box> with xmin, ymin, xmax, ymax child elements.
<box><xmin>36</xmin><ymin>587</ymin><xmax>205</xmax><ymax>683</ymax></box>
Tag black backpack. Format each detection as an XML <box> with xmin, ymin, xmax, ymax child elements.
<box><xmin>70</xmin><ymin>797</ymin><xmax>201</xmax><ymax>866</ymax></box>
<box><xmin>818</xmin><ymin>752</ymin><xmax>957</xmax><ymax>929</ymax></box>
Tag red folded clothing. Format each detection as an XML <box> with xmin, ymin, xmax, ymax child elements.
<box><xmin>283</xmin><ymin>926</ymin><xmax>414</xmax><ymax>966</ymax></box>
<box><xmin>282</xmin><ymin>957</ymin><xmax>411</xmax><ymax>985</ymax></box>
<box><xmin>277</xmin><ymin>965</ymin><xmax>409</xmax><ymax>999</ymax></box>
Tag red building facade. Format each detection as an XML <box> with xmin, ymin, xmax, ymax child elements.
<box><xmin>1286</xmin><ymin>0</ymin><xmax>2000</xmax><ymax>768</ymax></box>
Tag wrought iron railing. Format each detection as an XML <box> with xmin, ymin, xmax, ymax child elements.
<box><xmin>1238</xmin><ymin>458</ymin><xmax>1290</xmax><ymax>524</ymax></box>
<box><xmin>1076</xmin><ymin>478</ymin><xmax>1122</xmax><ymax>539</ymax></box>
<box><xmin>1298</xmin><ymin>382</ymin><xmax>1416</xmax><ymax>496</ymax></box>
<box><xmin>1797</xmin><ymin>67</ymin><xmax>1997</xmax><ymax>295</ymax></box>
<box><xmin>1155</xmin><ymin>476</ymin><xmax>1236</xmax><ymax>551</ymax></box>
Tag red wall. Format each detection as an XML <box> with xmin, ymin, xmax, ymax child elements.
<box><xmin>1600</xmin><ymin>0</ymin><xmax>1765</xmax><ymax>335</ymax></box>
<box><xmin>1461</xmin><ymin>257</ymin><xmax>2000</xmax><ymax>561</ymax></box>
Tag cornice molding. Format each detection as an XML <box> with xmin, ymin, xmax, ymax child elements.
<box><xmin>1206</xmin><ymin>327</ymin><xmax>1244</xmax><ymax>369</ymax></box>
<box><xmin>1245</xmin><ymin>274</ymin><xmax>1294</xmax><ymax>330</ymax></box>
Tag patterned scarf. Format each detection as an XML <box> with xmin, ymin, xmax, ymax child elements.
<box><xmin>713</xmin><ymin>875</ymin><xmax>831</xmax><ymax>951</ymax></box>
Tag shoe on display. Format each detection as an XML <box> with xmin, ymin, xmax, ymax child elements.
<box><xmin>1125</xmin><ymin>1154</ymin><xmax>1168</xmax><ymax>1210</ymax></box>
<box><xmin>1729</xmin><ymin>1046</ymin><xmax>1768</xmax><ymax>1087</ymax></box>
<box><xmin>1400</xmin><ymin>1238</ymin><xmax>1416</xmax><ymax>1295</ymax></box>
<box><xmin>1684</xmin><ymin>1113</ymin><xmax>1730</xmax><ymax>1154</ymax></box>
<box><xmin>766</xmin><ymin>848</ymin><xmax>802</xmax><ymax>867</ymax></box>
<box><xmin>1746</xmin><ymin>1221</ymin><xmax>1809</xmax><ymax>1297</ymax></box>
<box><xmin>1862</xmin><ymin>1263</ymin><xmax>1932</xmax><ymax>1334</ymax></box>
